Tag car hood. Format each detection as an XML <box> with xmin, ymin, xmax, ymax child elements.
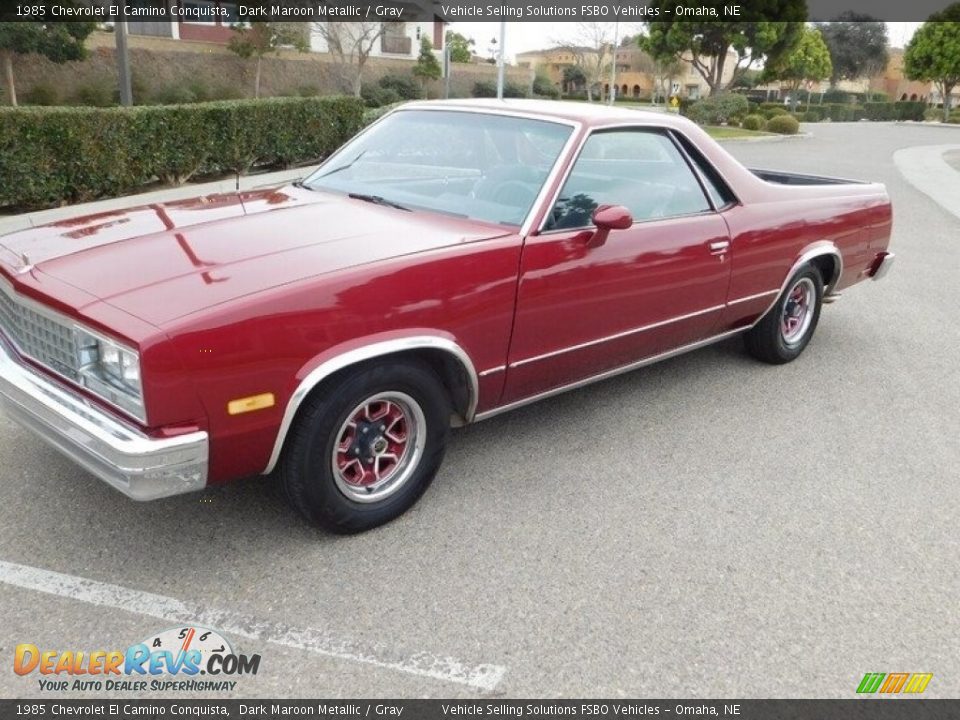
<box><xmin>0</xmin><ymin>187</ymin><xmax>511</xmax><ymax>326</ymax></box>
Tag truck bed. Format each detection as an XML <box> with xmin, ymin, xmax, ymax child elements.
<box><xmin>749</xmin><ymin>168</ymin><xmax>865</xmax><ymax>186</ymax></box>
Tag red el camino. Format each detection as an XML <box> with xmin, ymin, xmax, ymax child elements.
<box><xmin>0</xmin><ymin>100</ymin><xmax>893</xmax><ymax>532</ymax></box>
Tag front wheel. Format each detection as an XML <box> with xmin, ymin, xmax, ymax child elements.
<box><xmin>744</xmin><ymin>265</ymin><xmax>824</xmax><ymax>364</ymax></box>
<box><xmin>279</xmin><ymin>361</ymin><xmax>450</xmax><ymax>533</ymax></box>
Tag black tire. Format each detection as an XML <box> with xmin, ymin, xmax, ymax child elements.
<box><xmin>279</xmin><ymin>361</ymin><xmax>450</xmax><ymax>533</ymax></box>
<box><xmin>744</xmin><ymin>264</ymin><xmax>824</xmax><ymax>365</ymax></box>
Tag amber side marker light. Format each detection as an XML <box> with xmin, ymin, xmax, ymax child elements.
<box><xmin>227</xmin><ymin>393</ymin><xmax>276</xmax><ymax>415</ymax></box>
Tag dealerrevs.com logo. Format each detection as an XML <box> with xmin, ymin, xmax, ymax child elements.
<box><xmin>14</xmin><ymin>626</ymin><xmax>261</xmax><ymax>693</ymax></box>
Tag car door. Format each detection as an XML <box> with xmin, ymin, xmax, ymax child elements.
<box><xmin>502</xmin><ymin>127</ymin><xmax>733</xmax><ymax>403</ymax></box>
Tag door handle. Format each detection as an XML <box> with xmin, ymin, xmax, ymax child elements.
<box><xmin>708</xmin><ymin>240</ymin><xmax>730</xmax><ymax>254</ymax></box>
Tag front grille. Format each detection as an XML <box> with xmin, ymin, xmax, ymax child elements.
<box><xmin>0</xmin><ymin>280</ymin><xmax>79</xmax><ymax>381</ymax></box>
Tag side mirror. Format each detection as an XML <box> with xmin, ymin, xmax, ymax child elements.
<box><xmin>587</xmin><ymin>205</ymin><xmax>633</xmax><ymax>248</ymax></box>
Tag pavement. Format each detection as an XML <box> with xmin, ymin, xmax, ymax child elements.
<box><xmin>0</xmin><ymin>122</ymin><xmax>959</xmax><ymax>700</ymax></box>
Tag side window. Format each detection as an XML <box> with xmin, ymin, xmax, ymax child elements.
<box><xmin>673</xmin><ymin>132</ymin><xmax>737</xmax><ymax>208</ymax></box>
<box><xmin>545</xmin><ymin>129</ymin><xmax>712</xmax><ymax>231</ymax></box>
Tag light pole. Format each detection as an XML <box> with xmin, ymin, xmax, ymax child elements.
<box><xmin>496</xmin><ymin>21</ymin><xmax>506</xmax><ymax>99</ymax></box>
<box><xmin>115</xmin><ymin>2</ymin><xmax>133</xmax><ymax>106</ymax></box>
<box><xmin>608</xmin><ymin>22</ymin><xmax>619</xmax><ymax>106</ymax></box>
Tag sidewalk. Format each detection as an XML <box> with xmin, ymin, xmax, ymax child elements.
<box><xmin>0</xmin><ymin>167</ymin><xmax>308</xmax><ymax>236</ymax></box>
<box><xmin>893</xmin><ymin>144</ymin><xmax>960</xmax><ymax>222</ymax></box>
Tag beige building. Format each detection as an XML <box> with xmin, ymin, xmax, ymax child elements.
<box><xmin>516</xmin><ymin>45</ymin><xmax>738</xmax><ymax>100</ymax></box>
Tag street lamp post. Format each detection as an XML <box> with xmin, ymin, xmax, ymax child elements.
<box><xmin>115</xmin><ymin>2</ymin><xmax>133</xmax><ymax>106</ymax></box>
<box><xmin>608</xmin><ymin>22</ymin><xmax>619</xmax><ymax>106</ymax></box>
<box><xmin>496</xmin><ymin>21</ymin><xmax>506</xmax><ymax>100</ymax></box>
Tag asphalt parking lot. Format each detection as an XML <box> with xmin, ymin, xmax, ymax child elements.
<box><xmin>1</xmin><ymin>122</ymin><xmax>958</xmax><ymax>699</ymax></box>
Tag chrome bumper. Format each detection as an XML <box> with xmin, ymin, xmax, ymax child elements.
<box><xmin>870</xmin><ymin>251</ymin><xmax>895</xmax><ymax>281</ymax></box>
<box><xmin>0</xmin><ymin>336</ymin><xmax>208</xmax><ymax>501</ymax></box>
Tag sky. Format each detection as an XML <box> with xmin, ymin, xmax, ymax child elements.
<box><xmin>449</xmin><ymin>22</ymin><xmax>922</xmax><ymax>63</ymax></box>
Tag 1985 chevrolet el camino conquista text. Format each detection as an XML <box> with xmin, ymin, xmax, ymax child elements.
<box><xmin>0</xmin><ymin>100</ymin><xmax>894</xmax><ymax>532</ymax></box>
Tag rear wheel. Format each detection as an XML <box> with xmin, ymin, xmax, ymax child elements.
<box><xmin>280</xmin><ymin>361</ymin><xmax>450</xmax><ymax>533</ymax></box>
<box><xmin>744</xmin><ymin>265</ymin><xmax>824</xmax><ymax>364</ymax></box>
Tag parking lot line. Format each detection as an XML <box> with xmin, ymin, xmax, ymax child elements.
<box><xmin>0</xmin><ymin>560</ymin><xmax>506</xmax><ymax>692</ymax></box>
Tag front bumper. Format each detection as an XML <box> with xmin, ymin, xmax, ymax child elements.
<box><xmin>0</xmin><ymin>336</ymin><xmax>208</xmax><ymax>500</ymax></box>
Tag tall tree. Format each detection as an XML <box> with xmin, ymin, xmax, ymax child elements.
<box><xmin>0</xmin><ymin>18</ymin><xmax>96</xmax><ymax>107</ymax></box>
<box><xmin>228</xmin><ymin>22</ymin><xmax>307</xmax><ymax>98</ymax></box>
<box><xmin>764</xmin><ymin>26</ymin><xmax>831</xmax><ymax>111</ymax></box>
<box><xmin>412</xmin><ymin>37</ymin><xmax>441</xmax><ymax>96</ymax></box>
<box><xmin>311</xmin><ymin>22</ymin><xmax>389</xmax><ymax>97</ymax></box>
<box><xmin>555</xmin><ymin>22</ymin><xmax>616</xmax><ymax>101</ymax></box>
<box><xmin>641</xmin><ymin>1</ymin><xmax>806</xmax><ymax>96</ymax></box>
<box><xmin>815</xmin><ymin>12</ymin><xmax>889</xmax><ymax>88</ymax></box>
<box><xmin>445</xmin><ymin>31</ymin><xmax>475</xmax><ymax>63</ymax></box>
<box><xmin>905</xmin><ymin>3</ymin><xmax>960</xmax><ymax>121</ymax></box>
<box><xmin>562</xmin><ymin>64</ymin><xmax>588</xmax><ymax>95</ymax></box>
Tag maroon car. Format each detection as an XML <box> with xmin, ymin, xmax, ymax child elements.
<box><xmin>0</xmin><ymin>100</ymin><xmax>893</xmax><ymax>532</ymax></box>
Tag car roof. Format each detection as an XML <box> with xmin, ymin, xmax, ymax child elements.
<box><xmin>402</xmin><ymin>98</ymin><xmax>696</xmax><ymax>130</ymax></box>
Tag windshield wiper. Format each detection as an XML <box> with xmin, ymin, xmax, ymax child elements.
<box><xmin>348</xmin><ymin>193</ymin><xmax>411</xmax><ymax>212</ymax></box>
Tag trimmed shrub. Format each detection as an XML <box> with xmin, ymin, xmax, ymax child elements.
<box><xmin>533</xmin><ymin>73</ymin><xmax>559</xmax><ymax>98</ymax></box>
<box><xmin>802</xmin><ymin>111</ymin><xmax>822</xmax><ymax>122</ymax></box>
<box><xmin>361</xmin><ymin>84</ymin><xmax>402</xmax><ymax>108</ymax></box>
<box><xmin>686</xmin><ymin>93</ymin><xmax>750</xmax><ymax>125</ymax></box>
<box><xmin>741</xmin><ymin>114</ymin><xmax>765</xmax><ymax>131</ymax></box>
<box><xmin>378</xmin><ymin>74</ymin><xmax>421</xmax><ymax>101</ymax></box>
<box><xmin>950</xmin><ymin>110</ymin><xmax>960</xmax><ymax>125</ymax></box>
<box><xmin>472</xmin><ymin>80</ymin><xmax>497</xmax><ymax>98</ymax></box>
<box><xmin>0</xmin><ymin>96</ymin><xmax>365</xmax><ymax>210</ymax></box>
<box><xmin>22</xmin><ymin>82</ymin><xmax>59</xmax><ymax>106</ymax></box>
<box><xmin>70</xmin><ymin>80</ymin><xmax>115</xmax><ymax>107</ymax></box>
<box><xmin>764</xmin><ymin>114</ymin><xmax>800</xmax><ymax>135</ymax></box>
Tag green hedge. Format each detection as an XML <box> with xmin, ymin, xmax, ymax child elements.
<box><xmin>0</xmin><ymin>96</ymin><xmax>365</xmax><ymax>210</ymax></box>
<box><xmin>764</xmin><ymin>115</ymin><xmax>800</xmax><ymax>135</ymax></box>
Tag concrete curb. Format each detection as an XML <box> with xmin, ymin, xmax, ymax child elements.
<box><xmin>0</xmin><ymin>167</ymin><xmax>308</xmax><ymax>236</ymax></box>
<box><xmin>893</xmin><ymin>143</ymin><xmax>960</xmax><ymax>222</ymax></box>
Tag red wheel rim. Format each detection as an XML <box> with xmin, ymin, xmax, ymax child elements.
<box><xmin>331</xmin><ymin>392</ymin><xmax>425</xmax><ymax>503</ymax></box>
<box><xmin>781</xmin><ymin>277</ymin><xmax>815</xmax><ymax>346</ymax></box>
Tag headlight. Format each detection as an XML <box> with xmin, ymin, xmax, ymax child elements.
<box><xmin>75</xmin><ymin>327</ymin><xmax>145</xmax><ymax>422</ymax></box>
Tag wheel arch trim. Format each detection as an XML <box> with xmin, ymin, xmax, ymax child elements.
<box><xmin>261</xmin><ymin>334</ymin><xmax>479</xmax><ymax>475</ymax></box>
<box><xmin>750</xmin><ymin>241</ymin><xmax>842</xmax><ymax>328</ymax></box>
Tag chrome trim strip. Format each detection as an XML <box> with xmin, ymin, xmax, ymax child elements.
<box><xmin>474</xmin><ymin>327</ymin><xmax>748</xmax><ymax>423</ymax></box>
<box><xmin>726</xmin><ymin>289</ymin><xmax>779</xmax><ymax>306</ymax></box>
<box><xmin>749</xmin><ymin>242</ymin><xmax>843</xmax><ymax>329</ymax></box>
<box><xmin>510</xmin><ymin>304</ymin><xmax>726</xmax><ymax>368</ymax></box>
<box><xmin>478</xmin><ymin>366</ymin><xmax>506</xmax><ymax>377</ymax></box>
<box><xmin>262</xmin><ymin>336</ymin><xmax>479</xmax><ymax>475</ymax></box>
<box><xmin>0</xmin><ymin>335</ymin><xmax>207</xmax><ymax>501</ymax></box>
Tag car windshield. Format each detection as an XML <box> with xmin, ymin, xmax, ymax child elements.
<box><xmin>302</xmin><ymin>109</ymin><xmax>574</xmax><ymax>227</ymax></box>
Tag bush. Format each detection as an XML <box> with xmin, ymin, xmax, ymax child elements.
<box><xmin>764</xmin><ymin>114</ymin><xmax>800</xmax><ymax>135</ymax></box>
<box><xmin>378</xmin><ymin>73</ymin><xmax>420</xmax><ymax>101</ymax></box>
<box><xmin>802</xmin><ymin>111</ymin><xmax>822</xmax><ymax>122</ymax></box>
<box><xmin>533</xmin><ymin>73</ymin><xmax>559</xmax><ymax>98</ymax></box>
<box><xmin>69</xmin><ymin>80</ymin><xmax>115</xmax><ymax>107</ymax></box>
<box><xmin>150</xmin><ymin>86</ymin><xmax>198</xmax><ymax>105</ymax></box>
<box><xmin>950</xmin><ymin>110</ymin><xmax>960</xmax><ymax>125</ymax></box>
<box><xmin>360</xmin><ymin>84</ymin><xmax>402</xmax><ymax>108</ymax></box>
<box><xmin>22</xmin><ymin>83</ymin><xmax>59</xmax><ymax>106</ymax></box>
<box><xmin>741</xmin><ymin>114</ymin><xmax>765</xmax><ymax>131</ymax></box>
<box><xmin>472</xmin><ymin>80</ymin><xmax>496</xmax><ymax>98</ymax></box>
<box><xmin>0</xmin><ymin>96</ymin><xmax>365</xmax><ymax>209</ymax></box>
<box><xmin>685</xmin><ymin>93</ymin><xmax>750</xmax><ymax>125</ymax></box>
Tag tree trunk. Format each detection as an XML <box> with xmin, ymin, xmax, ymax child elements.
<box><xmin>352</xmin><ymin>65</ymin><xmax>363</xmax><ymax>97</ymax></box>
<box><xmin>2</xmin><ymin>52</ymin><xmax>16</xmax><ymax>107</ymax></box>
<box><xmin>943</xmin><ymin>82</ymin><xmax>955</xmax><ymax>123</ymax></box>
<box><xmin>254</xmin><ymin>56</ymin><xmax>262</xmax><ymax>99</ymax></box>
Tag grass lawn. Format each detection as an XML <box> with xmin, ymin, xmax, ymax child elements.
<box><xmin>705</xmin><ymin>126</ymin><xmax>773</xmax><ymax>139</ymax></box>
